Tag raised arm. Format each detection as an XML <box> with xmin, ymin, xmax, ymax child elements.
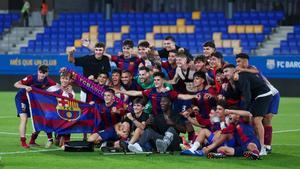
<box><xmin>14</xmin><ymin>81</ymin><xmax>32</xmax><ymax>91</ymax></box>
<box><xmin>66</xmin><ymin>47</ymin><xmax>76</xmax><ymax>63</ymax></box>
<box><xmin>225</xmin><ymin>109</ymin><xmax>252</xmax><ymax>117</ymax></box>
<box><xmin>118</xmin><ymin>90</ymin><xmax>143</xmax><ymax>97</ymax></box>
<box><xmin>177</xmin><ymin>93</ymin><xmax>197</xmax><ymax>100</ymax></box>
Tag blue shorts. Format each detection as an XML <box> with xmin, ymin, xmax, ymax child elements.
<box><xmin>268</xmin><ymin>93</ymin><xmax>280</xmax><ymax>115</ymax></box>
<box><xmin>223</xmin><ymin>137</ymin><xmax>236</xmax><ymax>147</ymax></box>
<box><xmin>234</xmin><ymin>139</ymin><xmax>261</xmax><ymax>157</ymax></box>
<box><xmin>15</xmin><ymin>91</ymin><xmax>30</xmax><ymax>117</ymax></box>
<box><xmin>98</xmin><ymin>127</ymin><xmax>119</xmax><ymax>142</ymax></box>
<box><xmin>205</xmin><ymin>133</ymin><xmax>214</xmax><ymax>146</ymax></box>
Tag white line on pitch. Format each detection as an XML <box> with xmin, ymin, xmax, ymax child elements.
<box><xmin>273</xmin><ymin>129</ymin><xmax>300</xmax><ymax>134</ymax></box>
<box><xmin>272</xmin><ymin>144</ymin><xmax>300</xmax><ymax>146</ymax></box>
<box><xmin>0</xmin><ymin>148</ymin><xmax>61</xmax><ymax>155</ymax></box>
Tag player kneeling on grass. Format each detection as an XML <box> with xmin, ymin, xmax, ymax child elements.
<box><xmin>121</xmin><ymin>97</ymin><xmax>149</xmax><ymax>151</ymax></box>
<box><xmin>128</xmin><ymin>96</ymin><xmax>186</xmax><ymax>153</ymax></box>
<box><xmin>14</xmin><ymin>65</ymin><xmax>57</xmax><ymax>148</ymax></box>
<box><xmin>87</xmin><ymin>121</ymin><xmax>130</xmax><ymax>149</ymax></box>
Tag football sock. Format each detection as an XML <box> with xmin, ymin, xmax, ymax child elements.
<box><xmin>264</xmin><ymin>125</ymin><xmax>272</xmax><ymax>146</ymax></box>
<box><xmin>29</xmin><ymin>132</ymin><xmax>38</xmax><ymax>144</ymax></box>
<box><xmin>189</xmin><ymin>141</ymin><xmax>200</xmax><ymax>152</ymax></box>
<box><xmin>47</xmin><ymin>133</ymin><xmax>53</xmax><ymax>141</ymax></box>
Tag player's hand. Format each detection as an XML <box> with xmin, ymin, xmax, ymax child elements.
<box><xmin>221</xmin><ymin>83</ymin><xmax>228</xmax><ymax>91</ymax></box>
<box><xmin>224</xmin><ymin>109</ymin><xmax>231</xmax><ymax>115</ymax></box>
<box><xmin>235</xmin><ymin>66</ymin><xmax>244</xmax><ymax>72</ymax></box>
<box><xmin>88</xmin><ymin>75</ymin><xmax>94</xmax><ymax>80</ymax></box>
<box><xmin>203</xmin><ymin>93</ymin><xmax>212</xmax><ymax>100</ymax></box>
<box><xmin>89</xmin><ymin>101</ymin><xmax>95</xmax><ymax>105</ymax></box>
<box><xmin>192</xmin><ymin>106</ymin><xmax>200</xmax><ymax>114</ymax></box>
<box><xmin>65</xmin><ymin>85</ymin><xmax>73</xmax><ymax>93</ymax></box>
<box><xmin>202</xmin><ymin>147</ymin><xmax>209</xmax><ymax>154</ymax></box>
<box><xmin>66</xmin><ymin>47</ymin><xmax>76</xmax><ymax>55</ymax></box>
<box><xmin>233</xmin><ymin>72</ymin><xmax>239</xmax><ymax>81</ymax></box>
<box><xmin>117</xmin><ymin>51</ymin><xmax>123</xmax><ymax>56</ymax></box>
<box><xmin>131</xmin><ymin>50</ymin><xmax>139</xmax><ymax>57</ymax></box>
<box><xmin>181</xmin><ymin>111</ymin><xmax>190</xmax><ymax>118</ymax></box>
<box><xmin>145</xmin><ymin>116</ymin><xmax>153</xmax><ymax>125</ymax></box>
<box><xmin>111</xmin><ymin>107</ymin><xmax>120</xmax><ymax>114</ymax></box>
<box><xmin>126</xmin><ymin>113</ymin><xmax>134</xmax><ymax>121</ymax></box>
<box><xmin>81</xmin><ymin>38</ymin><xmax>90</xmax><ymax>48</ymax></box>
<box><xmin>196</xmin><ymin>93</ymin><xmax>202</xmax><ymax>100</ymax></box>
<box><xmin>59</xmin><ymin>67</ymin><xmax>67</xmax><ymax>73</ymax></box>
<box><xmin>209</xmin><ymin>109</ymin><xmax>217</xmax><ymax>117</ymax></box>
<box><xmin>25</xmin><ymin>86</ymin><xmax>32</xmax><ymax>92</ymax></box>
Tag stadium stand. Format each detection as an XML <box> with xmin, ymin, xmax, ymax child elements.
<box><xmin>274</xmin><ymin>25</ymin><xmax>300</xmax><ymax>55</ymax></box>
<box><xmin>18</xmin><ymin>11</ymin><xmax>284</xmax><ymax>56</ymax></box>
<box><xmin>0</xmin><ymin>13</ymin><xmax>20</xmax><ymax>35</ymax></box>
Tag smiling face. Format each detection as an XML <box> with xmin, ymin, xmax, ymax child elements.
<box><xmin>193</xmin><ymin>76</ymin><xmax>205</xmax><ymax>87</ymax></box>
<box><xmin>153</xmin><ymin>76</ymin><xmax>163</xmax><ymax>88</ymax></box>
<box><xmin>122</xmin><ymin>45</ymin><xmax>133</xmax><ymax>58</ymax></box>
<box><xmin>121</xmin><ymin>72</ymin><xmax>132</xmax><ymax>85</ymax></box>
<box><xmin>216</xmin><ymin>105</ymin><xmax>225</xmax><ymax>118</ymax></box>
<box><xmin>236</xmin><ymin>57</ymin><xmax>249</xmax><ymax>68</ymax></box>
<box><xmin>138</xmin><ymin>46</ymin><xmax>149</xmax><ymax>59</ymax></box>
<box><xmin>120</xmin><ymin>122</ymin><xmax>130</xmax><ymax>136</ymax></box>
<box><xmin>194</xmin><ymin>60</ymin><xmax>205</xmax><ymax>71</ymax></box>
<box><xmin>168</xmin><ymin>52</ymin><xmax>177</xmax><ymax>64</ymax></box>
<box><xmin>160</xmin><ymin>97</ymin><xmax>171</xmax><ymax>112</ymax></box>
<box><xmin>104</xmin><ymin>91</ymin><xmax>114</xmax><ymax>104</ymax></box>
<box><xmin>60</xmin><ymin>76</ymin><xmax>71</xmax><ymax>88</ymax></box>
<box><xmin>94</xmin><ymin>47</ymin><xmax>104</xmax><ymax>59</ymax></box>
<box><xmin>163</xmin><ymin>39</ymin><xmax>175</xmax><ymax>51</ymax></box>
<box><xmin>112</xmin><ymin>72</ymin><xmax>121</xmax><ymax>86</ymax></box>
<box><xmin>97</xmin><ymin>73</ymin><xmax>108</xmax><ymax>85</ymax></box>
<box><xmin>175</xmin><ymin>56</ymin><xmax>187</xmax><ymax>68</ymax></box>
<box><xmin>223</xmin><ymin>67</ymin><xmax>235</xmax><ymax>80</ymax></box>
<box><xmin>209</xmin><ymin>56</ymin><xmax>222</xmax><ymax>68</ymax></box>
<box><xmin>37</xmin><ymin>70</ymin><xmax>48</xmax><ymax>81</ymax></box>
<box><xmin>203</xmin><ymin>46</ymin><xmax>215</xmax><ymax>57</ymax></box>
<box><xmin>138</xmin><ymin>69</ymin><xmax>150</xmax><ymax>83</ymax></box>
<box><xmin>133</xmin><ymin>103</ymin><xmax>144</xmax><ymax>114</ymax></box>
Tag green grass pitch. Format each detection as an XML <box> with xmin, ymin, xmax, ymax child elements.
<box><xmin>0</xmin><ymin>92</ymin><xmax>299</xmax><ymax>169</ymax></box>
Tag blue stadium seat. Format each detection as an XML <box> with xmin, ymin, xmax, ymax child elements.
<box><xmin>280</xmin><ymin>48</ymin><xmax>289</xmax><ymax>55</ymax></box>
<box><xmin>273</xmin><ymin>48</ymin><xmax>281</xmax><ymax>55</ymax></box>
<box><xmin>290</xmin><ymin>48</ymin><xmax>299</xmax><ymax>55</ymax></box>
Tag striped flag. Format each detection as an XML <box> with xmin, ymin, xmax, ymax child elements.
<box><xmin>27</xmin><ymin>88</ymin><xmax>101</xmax><ymax>134</ymax></box>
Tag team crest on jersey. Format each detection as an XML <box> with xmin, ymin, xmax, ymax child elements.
<box><xmin>266</xmin><ymin>59</ymin><xmax>275</xmax><ymax>70</ymax></box>
<box><xmin>56</xmin><ymin>98</ymin><xmax>81</xmax><ymax>121</ymax></box>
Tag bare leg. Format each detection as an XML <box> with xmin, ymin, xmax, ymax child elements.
<box><xmin>253</xmin><ymin>116</ymin><xmax>264</xmax><ymax>146</ymax></box>
<box><xmin>217</xmin><ymin>146</ymin><xmax>235</xmax><ymax>156</ymax></box>
<box><xmin>129</xmin><ymin>128</ymin><xmax>143</xmax><ymax>144</ymax></box>
<box><xmin>88</xmin><ymin>133</ymin><xmax>102</xmax><ymax>144</ymax></box>
<box><xmin>19</xmin><ymin>113</ymin><xmax>28</xmax><ymax>138</ymax></box>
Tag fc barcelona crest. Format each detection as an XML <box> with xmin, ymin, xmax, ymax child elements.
<box><xmin>56</xmin><ymin>98</ymin><xmax>81</xmax><ymax>121</ymax></box>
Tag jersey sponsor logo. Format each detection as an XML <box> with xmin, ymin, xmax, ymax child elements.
<box><xmin>56</xmin><ymin>98</ymin><xmax>81</xmax><ymax>121</ymax></box>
